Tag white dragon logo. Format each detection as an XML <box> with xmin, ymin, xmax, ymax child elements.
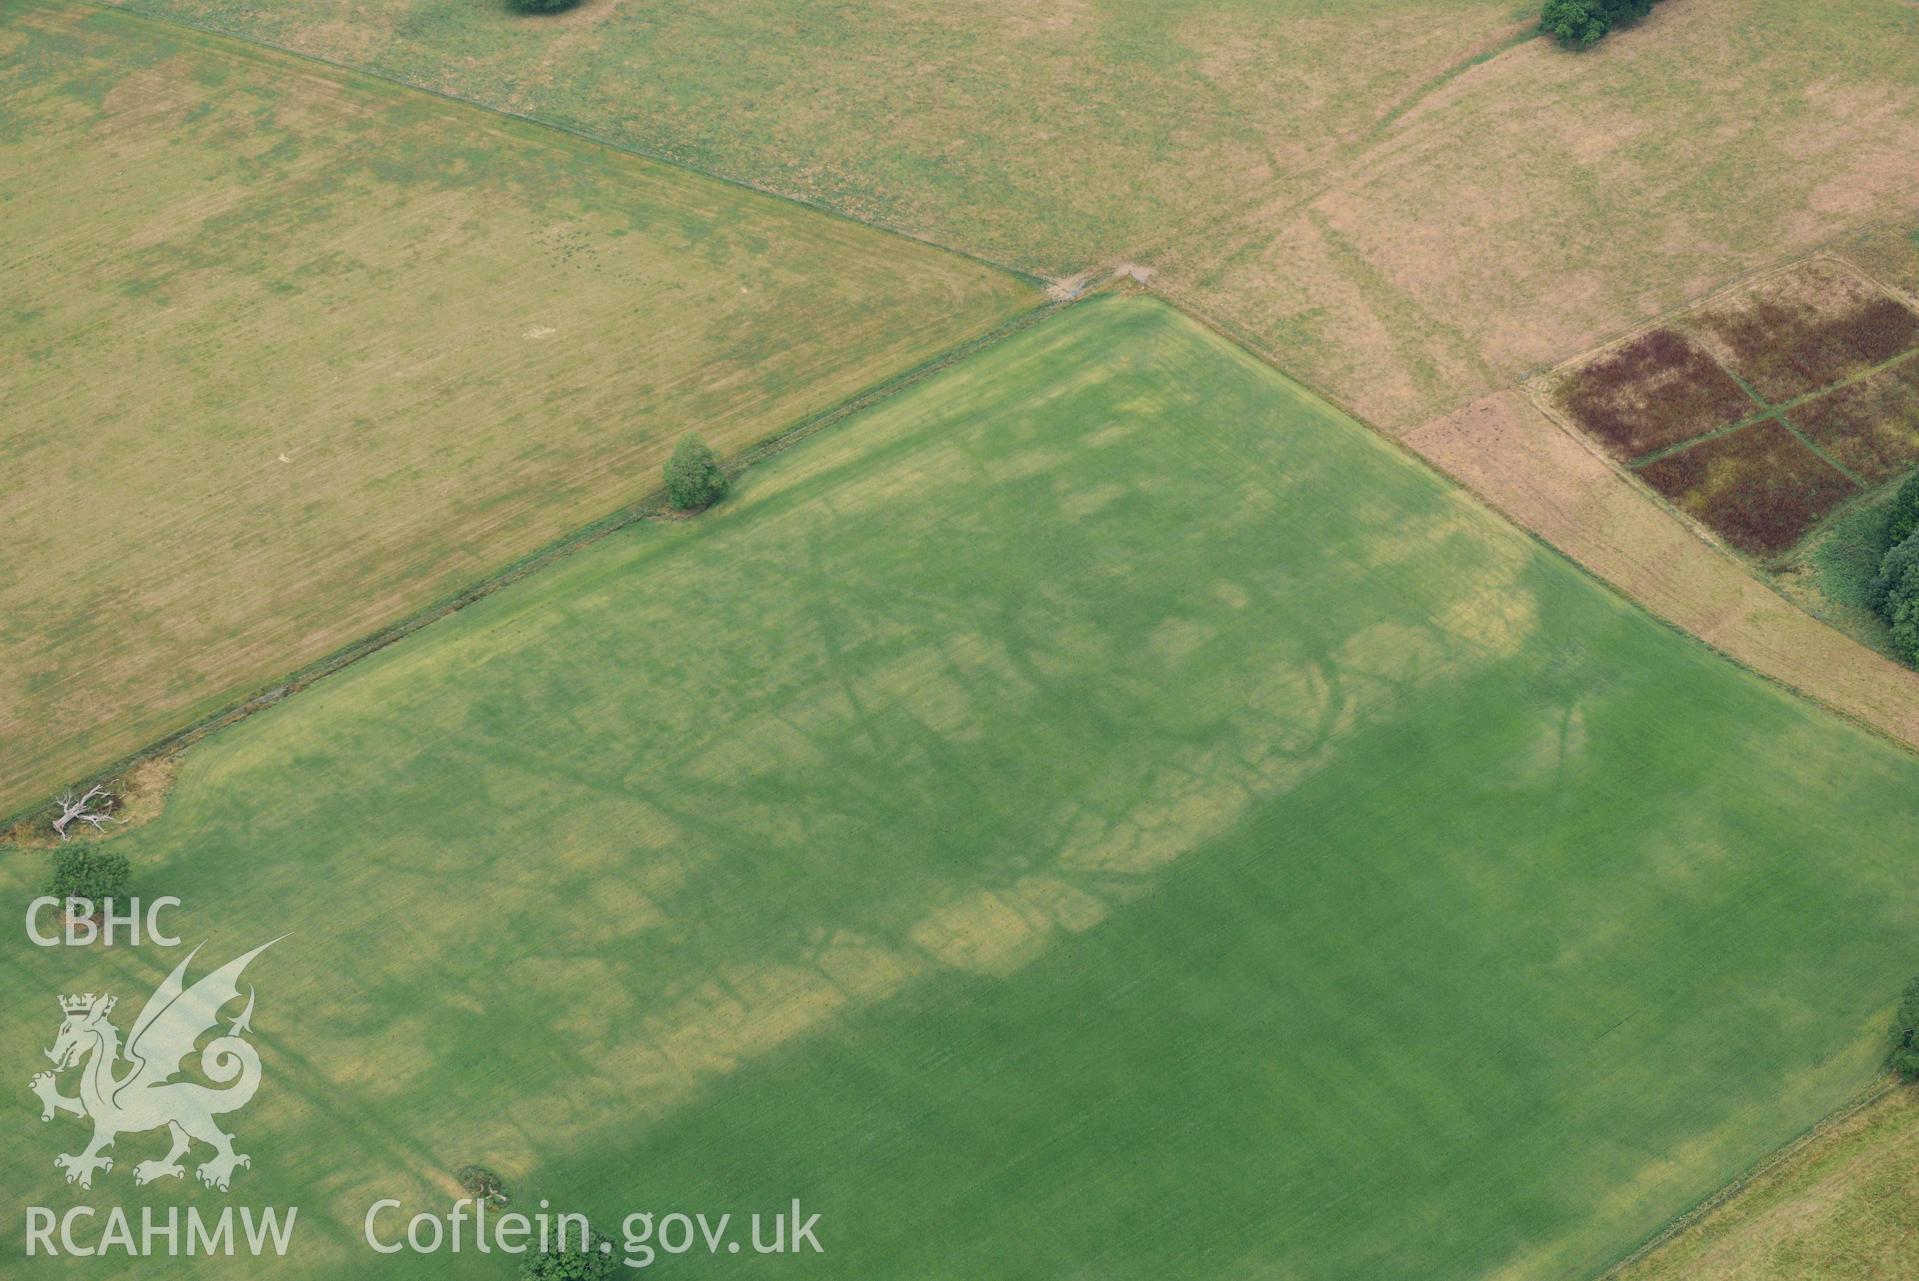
<box><xmin>29</xmin><ymin>939</ymin><xmax>279</xmax><ymax>1192</ymax></box>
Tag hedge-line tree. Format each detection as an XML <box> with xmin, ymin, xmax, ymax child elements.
<box><xmin>1540</xmin><ymin>0</ymin><xmax>1659</xmax><ymax>48</ymax></box>
<box><xmin>1876</xmin><ymin>536</ymin><xmax>1919</xmax><ymax>663</ymax></box>
<box><xmin>664</xmin><ymin>432</ymin><xmax>728</xmax><ymax>511</ymax></box>
<box><xmin>1869</xmin><ymin>474</ymin><xmax>1919</xmax><ymax>665</ymax></box>
<box><xmin>507</xmin><ymin>0</ymin><xmax>582</xmax><ymax>13</ymax></box>
<box><xmin>1870</xmin><ymin>530</ymin><xmax>1919</xmax><ymax>610</ymax></box>
<box><xmin>1885</xmin><ymin>471</ymin><xmax>1919</xmax><ymax>547</ymax></box>
<box><xmin>519</xmin><ymin>1224</ymin><xmax>617</xmax><ymax>1280</ymax></box>
<box><xmin>46</xmin><ymin>847</ymin><xmax>130</xmax><ymax>911</ymax></box>
<box><xmin>1893</xmin><ymin>977</ymin><xmax>1919</xmax><ymax>1080</ymax></box>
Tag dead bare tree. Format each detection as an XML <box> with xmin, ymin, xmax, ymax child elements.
<box><xmin>50</xmin><ymin>786</ymin><xmax>116</xmax><ymax>841</ymax></box>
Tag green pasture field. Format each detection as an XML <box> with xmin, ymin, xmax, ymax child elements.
<box><xmin>0</xmin><ymin>0</ymin><xmax>1035</xmax><ymax>820</ymax></box>
<box><xmin>109</xmin><ymin>0</ymin><xmax>1919</xmax><ymax>428</ymax></box>
<box><xmin>7</xmin><ymin>297</ymin><xmax>1919</xmax><ymax>1279</ymax></box>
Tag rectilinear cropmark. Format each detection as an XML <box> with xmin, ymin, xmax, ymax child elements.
<box><xmin>1637</xmin><ymin>419</ymin><xmax>1858</xmax><ymax>557</ymax></box>
<box><xmin>1554</xmin><ymin>328</ymin><xmax>1753</xmax><ymax>461</ymax></box>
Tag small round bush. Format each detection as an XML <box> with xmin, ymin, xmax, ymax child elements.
<box><xmin>663</xmin><ymin>433</ymin><xmax>728</xmax><ymax>512</ymax></box>
<box><xmin>46</xmin><ymin>847</ymin><xmax>130</xmax><ymax>911</ymax></box>
<box><xmin>455</xmin><ymin>1164</ymin><xmax>508</xmax><ymax>1207</ymax></box>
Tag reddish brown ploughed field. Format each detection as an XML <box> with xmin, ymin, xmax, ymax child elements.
<box><xmin>1637</xmin><ymin>422</ymin><xmax>1857</xmax><ymax>557</ymax></box>
<box><xmin>1688</xmin><ymin>263</ymin><xmax>1919</xmax><ymax>403</ymax></box>
<box><xmin>1794</xmin><ymin>361</ymin><xmax>1919</xmax><ymax>485</ymax></box>
<box><xmin>1555</xmin><ymin>328</ymin><xmax>1753</xmax><ymax>459</ymax></box>
<box><xmin>1545</xmin><ymin>259</ymin><xmax>1919</xmax><ymax>558</ymax></box>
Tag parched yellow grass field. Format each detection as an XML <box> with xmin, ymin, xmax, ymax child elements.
<box><xmin>103</xmin><ymin>0</ymin><xmax>1919</xmax><ymax>764</ymax></box>
<box><xmin>0</xmin><ymin>0</ymin><xmax>1036</xmax><ymax>817</ymax></box>
<box><xmin>1191</xmin><ymin>0</ymin><xmax>1919</xmax><ymax>428</ymax></box>
<box><xmin>112</xmin><ymin>0</ymin><xmax>1919</xmax><ymax>430</ymax></box>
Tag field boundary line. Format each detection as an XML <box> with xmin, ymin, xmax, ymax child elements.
<box><xmin>1512</xmin><ymin>206</ymin><xmax>1919</xmax><ymax>388</ymax></box>
<box><xmin>1524</xmin><ymin>376</ymin><xmax>1914</xmax><ymax>592</ymax></box>
<box><xmin>1156</xmin><ymin>284</ymin><xmax>1391</xmax><ymax>447</ymax></box>
<box><xmin>1162</xmin><ymin>284</ymin><xmax>1762</xmax><ymax>578</ymax></box>
<box><xmin>1844</xmin><ymin>243</ymin><xmax>1919</xmax><ymax>319</ymax></box>
<box><xmin>1781</xmin><ymin>344</ymin><xmax>1919</xmax><ymax>414</ymax></box>
<box><xmin>1625</xmin><ymin>414</ymin><xmax>1766</xmax><ymax>470</ymax></box>
<box><xmin>1161</xmin><ymin>283</ymin><xmax>1754</xmax><ymax>572</ymax></box>
<box><xmin>1528</xmin><ymin>248</ymin><xmax>1919</xmax><ymax>559</ymax></box>
<box><xmin>1519</xmin><ymin>383</ymin><xmax>1731</xmax><ymax>547</ymax></box>
<box><xmin>0</xmin><ymin>297</ymin><xmax>1072</xmax><ymax>838</ymax></box>
<box><xmin>1599</xmin><ymin>1076</ymin><xmax>1906</xmax><ymax>1278</ymax></box>
<box><xmin>1525</xmin><ymin>379</ymin><xmax>1919</xmax><ymax>755</ymax></box>
<box><xmin>1524</xmin><ymin>383</ymin><xmax>1866</xmax><ymax>586</ymax></box>
<box><xmin>1644</xmin><ymin>340</ymin><xmax>1870</xmax><ymax>491</ymax></box>
<box><xmin>1769</xmin><ymin>465</ymin><xmax>1914</xmax><ymax>576</ymax></box>
<box><xmin>1619</xmin><ymin>330</ymin><xmax>1771</xmax><ymax>466</ymax></box>
<box><xmin>86</xmin><ymin>0</ymin><xmax>1048</xmax><ymax>289</ymax></box>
